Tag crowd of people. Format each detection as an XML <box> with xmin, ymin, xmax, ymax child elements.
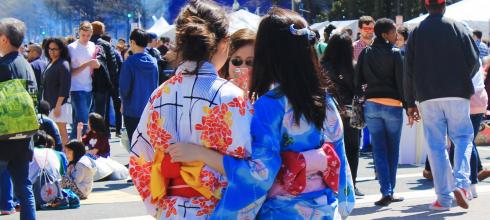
<box><xmin>1</xmin><ymin>0</ymin><xmax>490</xmax><ymax>219</ymax></box>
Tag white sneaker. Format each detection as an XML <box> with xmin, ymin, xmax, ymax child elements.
<box><xmin>471</xmin><ymin>184</ymin><xmax>478</xmax><ymax>199</ymax></box>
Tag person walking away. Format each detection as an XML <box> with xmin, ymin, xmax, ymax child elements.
<box><xmin>355</xmin><ymin>18</ymin><xmax>405</xmax><ymax>206</ymax></box>
<box><xmin>0</xmin><ymin>17</ymin><xmax>37</xmax><ymax>220</ymax></box>
<box><xmin>90</xmin><ymin>21</ymin><xmax>119</xmax><ymax>134</ymax></box>
<box><xmin>42</xmin><ymin>37</ymin><xmax>72</xmax><ymax>147</ymax></box>
<box><xmin>68</xmin><ymin>22</ymin><xmax>100</xmax><ymax>139</ymax></box>
<box><xmin>322</xmin><ymin>31</ymin><xmax>364</xmax><ymax>197</ymax></box>
<box><xmin>119</xmin><ymin>29</ymin><xmax>158</xmax><ymax>143</ymax></box>
<box><xmin>404</xmin><ymin>0</ymin><xmax>480</xmax><ymax>211</ymax></box>
<box><xmin>101</xmin><ymin>34</ymin><xmax>123</xmax><ymax>137</ymax></box>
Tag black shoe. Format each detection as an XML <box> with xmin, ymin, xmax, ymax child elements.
<box><xmin>390</xmin><ymin>195</ymin><xmax>404</xmax><ymax>202</ymax></box>
<box><xmin>355</xmin><ymin>187</ymin><xmax>365</xmax><ymax>197</ymax></box>
<box><xmin>374</xmin><ymin>196</ymin><xmax>392</xmax><ymax>206</ymax></box>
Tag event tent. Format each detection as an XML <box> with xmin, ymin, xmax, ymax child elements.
<box><xmin>405</xmin><ymin>0</ymin><xmax>490</xmax><ymax>38</ymax></box>
<box><xmin>310</xmin><ymin>20</ymin><xmax>359</xmax><ymax>41</ymax></box>
<box><xmin>147</xmin><ymin>16</ymin><xmax>170</xmax><ymax>37</ymax></box>
<box><xmin>152</xmin><ymin>9</ymin><xmax>261</xmax><ymax>41</ymax></box>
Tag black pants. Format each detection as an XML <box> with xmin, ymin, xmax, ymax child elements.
<box><xmin>124</xmin><ymin>115</ymin><xmax>140</xmax><ymax>144</ymax></box>
<box><xmin>342</xmin><ymin>116</ymin><xmax>361</xmax><ymax>185</ymax></box>
<box><xmin>112</xmin><ymin>95</ymin><xmax>122</xmax><ymax>134</ymax></box>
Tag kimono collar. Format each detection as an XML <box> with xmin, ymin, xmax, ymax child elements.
<box><xmin>178</xmin><ymin>61</ymin><xmax>218</xmax><ymax>76</ymax></box>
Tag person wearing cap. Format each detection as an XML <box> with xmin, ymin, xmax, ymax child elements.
<box><xmin>404</xmin><ymin>0</ymin><xmax>480</xmax><ymax>211</ymax></box>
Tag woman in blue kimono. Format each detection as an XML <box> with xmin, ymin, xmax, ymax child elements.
<box><xmin>247</xmin><ymin>8</ymin><xmax>355</xmax><ymax>219</ymax></box>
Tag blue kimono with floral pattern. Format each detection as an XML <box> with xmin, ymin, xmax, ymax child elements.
<box><xmin>224</xmin><ymin>88</ymin><xmax>355</xmax><ymax>219</ymax></box>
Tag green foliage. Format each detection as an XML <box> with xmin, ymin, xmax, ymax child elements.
<box><xmin>328</xmin><ymin>0</ymin><xmax>461</xmax><ymax>21</ymax></box>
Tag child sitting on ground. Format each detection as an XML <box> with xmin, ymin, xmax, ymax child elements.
<box><xmin>61</xmin><ymin>141</ymin><xmax>96</xmax><ymax>200</ymax></box>
<box><xmin>77</xmin><ymin>113</ymin><xmax>111</xmax><ymax>158</ymax></box>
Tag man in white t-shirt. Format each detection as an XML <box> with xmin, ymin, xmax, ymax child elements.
<box><xmin>68</xmin><ymin>21</ymin><xmax>100</xmax><ymax>138</ymax></box>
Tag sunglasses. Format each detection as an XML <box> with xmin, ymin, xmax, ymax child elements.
<box><xmin>362</xmin><ymin>27</ymin><xmax>374</xmax><ymax>32</ymax></box>
<box><xmin>230</xmin><ymin>58</ymin><xmax>253</xmax><ymax>67</ymax></box>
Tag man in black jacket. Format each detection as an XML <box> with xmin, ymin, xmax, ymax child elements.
<box><xmin>90</xmin><ymin>21</ymin><xmax>119</xmax><ymax>131</ymax></box>
<box><xmin>404</xmin><ymin>0</ymin><xmax>480</xmax><ymax>211</ymax></box>
<box><xmin>0</xmin><ymin>18</ymin><xmax>37</xmax><ymax>220</ymax></box>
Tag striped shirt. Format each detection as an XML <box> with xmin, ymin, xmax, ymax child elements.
<box><xmin>476</xmin><ymin>40</ymin><xmax>489</xmax><ymax>59</ymax></box>
<box><xmin>353</xmin><ymin>39</ymin><xmax>371</xmax><ymax>62</ymax></box>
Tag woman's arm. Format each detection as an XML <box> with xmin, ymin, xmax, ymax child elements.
<box><xmin>167</xmin><ymin>143</ymin><xmax>224</xmax><ymax>175</ymax></box>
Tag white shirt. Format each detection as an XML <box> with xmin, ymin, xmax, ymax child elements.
<box><xmin>472</xmin><ymin>59</ymin><xmax>485</xmax><ymax>91</ymax></box>
<box><xmin>68</xmin><ymin>40</ymin><xmax>96</xmax><ymax>92</ymax></box>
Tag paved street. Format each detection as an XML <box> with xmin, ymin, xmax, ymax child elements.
<box><xmin>3</xmin><ymin>136</ymin><xmax>490</xmax><ymax>220</ymax></box>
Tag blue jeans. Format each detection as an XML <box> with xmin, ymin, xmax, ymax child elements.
<box><xmin>419</xmin><ymin>99</ymin><xmax>473</xmax><ymax>207</ymax></box>
<box><xmin>449</xmin><ymin>114</ymin><xmax>483</xmax><ymax>184</ymax></box>
<box><xmin>0</xmin><ymin>170</ymin><xmax>15</xmax><ymax>211</ymax></box>
<box><xmin>0</xmin><ymin>160</ymin><xmax>36</xmax><ymax>220</ymax></box>
<box><xmin>364</xmin><ymin>101</ymin><xmax>403</xmax><ymax>196</ymax></box>
<box><xmin>70</xmin><ymin>91</ymin><xmax>92</xmax><ymax>139</ymax></box>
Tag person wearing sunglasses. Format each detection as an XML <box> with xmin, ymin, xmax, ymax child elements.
<box><xmin>353</xmin><ymin>16</ymin><xmax>375</xmax><ymax>62</ymax></box>
<box><xmin>220</xmin><ymin>28</ymin><xmax>255</xmax><ymax>92</ymax></box>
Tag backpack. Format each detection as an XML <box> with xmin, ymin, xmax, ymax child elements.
<box><xmin>92</xmin><ymin>44</ymin><xmax>113</xmax><ymax>93</ymax></box>
<box><xmin>0</xmin><ymin>76</ymin><xmax>39</xmax><ymax>140</ymax></box>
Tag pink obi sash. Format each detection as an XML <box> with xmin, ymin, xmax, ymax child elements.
<box><xmin>268</xmin><ymin>143</ymin><xmax>341</xmax><ymax>197</ymax></box>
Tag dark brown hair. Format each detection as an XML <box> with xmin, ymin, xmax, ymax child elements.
<box><xmin>249</xmin><ymin>7</ymin><xmax>327</xmax><ymax>128</ymax></box>
<box><xmin>91</xmin><ymin>21</ymin><xmax>105</xmax><ymax>36</ymax></box>
<box><xmin>220</xmin><ymin>28</ymin><xmax>256</xmax><ymax>79</ymax></box>
<box><xmin>358</xmin><ymin>16</ymin><xmax>375</xmax><ymax>28</ymax></box>
<box><xmin>175</xmin><ymin>0</ymin><xmax>228</xmax><ymax>64</ymax></box>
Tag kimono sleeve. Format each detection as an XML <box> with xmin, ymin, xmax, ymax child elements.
<box><xmin>212</xmin><ymin>95</ymin><xmax>283</xmax><ymax>219</ymax></box>
<box><xmin>323</xmin><ymin>95</ymin><xmax>355</xmax><ymax>218</ymax></box>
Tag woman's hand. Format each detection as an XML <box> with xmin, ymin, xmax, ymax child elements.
<box><xmin>54</xmin><ymin>105</ymin><xmax>62</xmax><ymax>117</ymax></box>
<box><xmin>166</xmin><ymin>143</ymin><xmax>204</xmax><ymax>163</ymax></box>
<box><xmin>166</xmin><ymin>143</ymin><xmax>225</xmax><ymax>175</ymax></box>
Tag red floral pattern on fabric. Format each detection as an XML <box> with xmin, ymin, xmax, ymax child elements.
<box><xmin>195</xmin><ymin>104</ymin><xmax>234</xmax><ymax>154</ymax></box>
<box><xmin>277</xmin><ymin>152</ymin><xmax>306</xmax><ymax>196</ymax></box>
<box><xmin>156</xmin><ymin>198</ymin><xmax>177</xmax><ymax>218</ymax></box>
<box><xmin>149</xmin><ymin>88</ymin><xmax>164</xmax><ymax>104</ymax></box>
<box><xmin>147</xmin><ymin>111</ymin><xmax>172</xmax><ymax>151</ymax></box>
<box><xmin>229</xmin><ymin>146</ymin><xmax>246</xmax><ymax>158</ymax></box>
<box><xmin>322</xmin><ymin>143</ymin><xmax>341</xmax><ymax>193</ymax></box>
<box><xmin>200</xmin><ymin>170</ymin><xmax>227</xmax><ymax>193</ymax></box>
<box><xmin>227</xmin><ymin>96</ymin><xmax>248</xmax><ymax>116</ymax></box>
<box><xmin>129</xmin><ymin>156</ymin><xmax>152</xmax><ymax>201</ymax></box>
<box><xmin>191</xmin><ymin>197</ymin><xmax>218</xmax><ymax>216</ymax></box>
<box><xmin>167</xmin><ymin>72</ymin><xmax>183</xmax><ymax>85</ymax></box>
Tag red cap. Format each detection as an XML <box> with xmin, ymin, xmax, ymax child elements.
<box><xmin>425</xmin><ymin>0</ymin><xmax>446</xmax><ymax>5</ymax></box>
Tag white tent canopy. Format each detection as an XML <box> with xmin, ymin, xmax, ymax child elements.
<box><xmin>405</xmin><ymin>0</ymin><xmax>490</xmax><ymax>38</ymax></box>
<box><xmin>153</xmin><ymin>9</ymin><xmax>261</xmax><ymax>42</ymax></box>
<box><xmin>310</xmin><ymin>20</ymin><xmax>359</xmax><ymax>41</ymax></box>
<box><xmin>146</xmin><ymin>16</ymin><xmax>170</xmax><ymax>37</ymax></box>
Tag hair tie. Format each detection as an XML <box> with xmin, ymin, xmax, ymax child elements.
<box><xmin>289</xmin><ymin>24</ymin><xmax>316</xmax><ymax>41</ymax></box>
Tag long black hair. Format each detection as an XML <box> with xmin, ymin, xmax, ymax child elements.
<box><xmin>249</xmin><ymin>7</ymin><xmax>327</xmax><ymax>128</ymax></box>
<box><xmin>43</xmin><ymin>37</ymin><xmax>70</xmax><ymax>63</ymax></box>
<box><xmin>65</xmin><ymin>140</ymin><xmax>86</xmax><ymax>166</ymax></box>
<box><xmin>322</xmin><ymin>31</ymin><xmax>354</xmax><ymax>75</ymax></box>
